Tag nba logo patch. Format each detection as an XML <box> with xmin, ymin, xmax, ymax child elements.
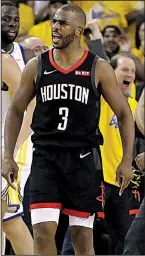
<box><xmin>75</xmin><ymin>70</ymin><xmax>90</xmax><ymax>76</ymax></box>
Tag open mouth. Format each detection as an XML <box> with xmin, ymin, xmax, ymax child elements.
<box><xmin>123</xmin><ymin>80</ymin><xmax>130</xmax><ymax>87</ymax></box>
<box><xmin>7</xmin><ymin>31</ymin><xmax>16</xmax><ymax>37</ymax></box>
<box><xmin>52</xmin><ymin>33</ymin><xmax>62</xmax><ymax>43</ymax></box>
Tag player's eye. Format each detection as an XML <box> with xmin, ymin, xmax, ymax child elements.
<box><xmin>59</xmin><ymin>21</ymin><xmax>67</xmax><ymax>26</ymax></box>
<box><xmin>2</xmin><ymin>17</ymin><xmax>10</xmax><ymax>22</ymax></box>
<box><xmin>52</xmin><ymin>19</ymin><xmax>57</xmax><ymax>25</ymax></box>
<box><xmin>15</xmin><ymin>18</ymin><xmax>19</xmax><ymax>23</ymax></box>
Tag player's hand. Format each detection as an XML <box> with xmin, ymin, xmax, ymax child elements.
<box><xmin>135</xmin><ymin>153</ymin><xmax>145</xmax><ymax>171</ymax></box>
<box><xmin>2</xmin><ymin>158</ymin><xmax>19</xmax><ymax>190</ymax></box>
<box><xmin>116</xmin><ymin>160</ymin><xmax>133</xmax><ymax>195</ymax></box>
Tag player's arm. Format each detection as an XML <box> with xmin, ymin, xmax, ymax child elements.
<box><xmin>96</xmin><ymin>59</ymin><xmax>135</xmax><ymax>191</ymax></box>
<box><xmin>2</xmin><ymin>54</ymin><xmax>21</xmax><ymax>91</ymax></box>
<box><xmin>4</xmin><ymin>57</ymin><xmax>38</xmax><ymax>160</ymax></box>
<box><xmin>135</xmin><ymin>89</ymin><xmax>144</xmax><ymax>136</ymax></box>
<box><xmin>14</xmin><ymin>97</ymin><xmax>36</xmax><ymax>156</ymax></box>
<box><xmin>2</xmin><ymin>53</ymin><xmax>35</xmax><ymax>155</ymax></box>
<box><xmin>14</xmin><ymin>47</ymin><xmax>35</xmax><ymax>154</ymax></box>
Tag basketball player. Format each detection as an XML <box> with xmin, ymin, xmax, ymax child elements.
<box><xmin>1</xmin><ymin>1</ymin><xmax>34</xmax><ymax>66</ymax></box>
<box><xmin>3</xmin><ymin>4</ymin><xmax>135</xmax><ymax>255</ymax></box>
<box><xmin>123</xmin><ymin>89</ymin><xmax>145</xmax><ymax>255</ymax></box>
<box><xmin>1</xmin><ymin>51</ymin><xmax>34</xmax><ymax>255</ymax></box>
<box><xmin>1</xmin><ymin>0</ymin><xmax>35</xmax><ymax>155</ymax></box>
<box><xmin>2</xmin><ymin>51</ymin><xmax>21</xmax><ymax>221</ymax></box>
<box><xmin>1</xmin><ymin>3</ymin><xmax>45</xmax><ymax>247</ymax></box>
<box><xmin>1</xmin><ymin>1</ymin><xmax>34</xmax><ymax>253</ymax></box>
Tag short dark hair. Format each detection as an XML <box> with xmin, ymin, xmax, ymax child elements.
<box><xmin>84</xmin><ymin>27</ymin><xmax>92</xmax><ymax>36</ymax></box>
<box><xmin>110</xmin><ymin>52</ymin><xmax>135</xmax><ymax>69</ymax></box>
<box><xmin>60</xmin><ymin>3</ymin><xmax>86</xmax><ymax>27</ymax></box>
<box><xmin>1</xmin><ymin>0</ymin><xmax>19</xmax><ymax>8</ymax></box>
<box><xmin>102</xmin><ymin>25</ymin><xmax>121</xmax><ymax>36</ymax></box>
<box><xmin>50</xmin><ymin>0</ymin><xmax>68</xmax><ymax>5</ymax></box>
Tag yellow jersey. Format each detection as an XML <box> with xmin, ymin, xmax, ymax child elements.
<box><xmin>7</xmin><ymin>139</ymin><xmax>30</xmax><ymax>208</ymax></box>
<box><xmin>28</xmin><ymin>20</ymin><xmax>52</xmax><ymax>47</ymax></box>
<box><xmin>8</xmin><ymin>182</ymin><xmax>22</xmax><ymax>209</ymax></box>
<box><xmin>131</xmin><ymin>83</ymin><xmax>136</xmax><ymax>99</ymax></box>
<box><xmin>17</xmin><ymin>3</ymin><xmax>34</xmax><ymax>42</ymax></box>
<box><xmin>71</xmin><ymin>1</ymin><xmax>127</xmax><ymax>28</ymax></box>
<box><xmin>99</xmin><ymin>96</ymin><xmax>137</xmax><ymax>186</ymax></box>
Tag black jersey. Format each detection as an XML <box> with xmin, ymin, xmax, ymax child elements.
<box><xmin>31</xmin><ymin>49</ymin><xmax>103</xmax><ymax>148</ymax></box>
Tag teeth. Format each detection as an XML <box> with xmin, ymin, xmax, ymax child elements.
<box><xmin>53</xmin><ymin>35</ymin><xmax>61</xmax><ymax>38</ymax></box>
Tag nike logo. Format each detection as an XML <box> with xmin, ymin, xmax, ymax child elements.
<box><xmin>44</xmin><ymin>70</ymin><xmax>57</xmax><ymax>75</ymax></box>
<box><xmin>80</xmin><ymin>152</ymin><xmax>91</xmax><ymax>159</ymax></box>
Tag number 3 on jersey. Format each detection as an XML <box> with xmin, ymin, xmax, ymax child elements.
<box><xmin>57</xmin><ymin>107</ymin><xmax>69</xmax><ymax>131</ymax></box>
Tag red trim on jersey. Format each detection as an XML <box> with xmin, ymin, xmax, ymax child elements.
<box><xmin>97</xmin><ymin>212</ymin><xmax>105</xmax><ymax>219</ymax></box>
<box><xmin>63</xmin><ymin>208</ymin><xmax>91</xmax><ymax>218</ymax></box>
<box><xmin>49</xmin><ymin>49</ymin><xmax>88</xmax><ymax>74</ymax></box>
<box><xmin>129</xmin><ymin>209</ymin><xmax>139</xmax><ymax>215</ymax></box>
<box><xmin>30</xmin><ymin>202</ymin><xmax>62</xmax><ymax>210</ymax></box>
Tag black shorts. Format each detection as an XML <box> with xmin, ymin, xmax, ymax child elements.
<box><xmin>30</xmin><ymin>146</ymin><xmax>104</xmax><ymax>218</ymax></box>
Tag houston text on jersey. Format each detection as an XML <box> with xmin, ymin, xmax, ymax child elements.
<box><xmin>40</xmin><ymin>83</ymin><xmax>89</xmax><ymax>105</ymax></box>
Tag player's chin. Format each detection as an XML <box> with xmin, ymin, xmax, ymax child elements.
<box><xmin>7</xmin><ymin>34</ymin><xmax>17</xmax><ymax>42</ymax></box>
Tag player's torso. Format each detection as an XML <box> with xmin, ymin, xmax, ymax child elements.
<box><xmin>31</xmin><ymin>49</ymin><xmax>103</xmax><ymax>148</ymax></box>
<box><xmin>10</xmin><ymin>42</ymin><xmax>26</xmax><ymax>72</ymax></box>
<box><xmin>1</xmin><ymin>43</ymin><xmax>26</xmax><ymax>142</ymax></box>
<box><xmin>1</xmin><ymin>50</ymin><xmax>11</xmax><ymax>143</ymax></box>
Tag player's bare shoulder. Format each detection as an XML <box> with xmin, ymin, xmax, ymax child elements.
<box><xmin>2</xmin><ymin>52</ymin><xmax>15</xmax><ymax>64</ymax></box>
<box><xmin>95</xmin><ymin>57</ymin><xmax>112</xmax><ymax>87</ymax></box>
<box><xmin>95</xmin><ymin>57</ymin><xmax>111</xmax><ymax>73</ymax></box>
<box><xmin>23</xmin><ymin>56</ymin><xmax>39</xmax><ymax>81</ymax></box>
<box><xmin>26</xmin><ymin>55</ymin><xmax>39</xmax><ymax>68</ymax></box>
<box><xmin>97</xmin><ymin>57</ymin><xmax>110</xmax><ymax>67</ymax></box>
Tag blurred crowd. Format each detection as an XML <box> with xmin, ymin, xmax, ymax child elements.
<box><xmin>2</xmin><ymin>0</ymin><xmax>145</xmax><ymax>255</ymax></box>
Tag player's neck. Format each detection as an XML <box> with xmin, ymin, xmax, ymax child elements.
<box><xmin>2</xmin><ymin>42</ymin><xmax>14</xmax><ymax>53</ymax></box>
<box><xmin>54</xmin><ymin>44</ymin><xmax>84</xmax><ymax>62</ymax></box>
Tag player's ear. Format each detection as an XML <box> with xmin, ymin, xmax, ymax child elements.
<box><xmin>76</xmin><ymin>27</ymin><xmax>84</xmax><ymax>37</ymax></box>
